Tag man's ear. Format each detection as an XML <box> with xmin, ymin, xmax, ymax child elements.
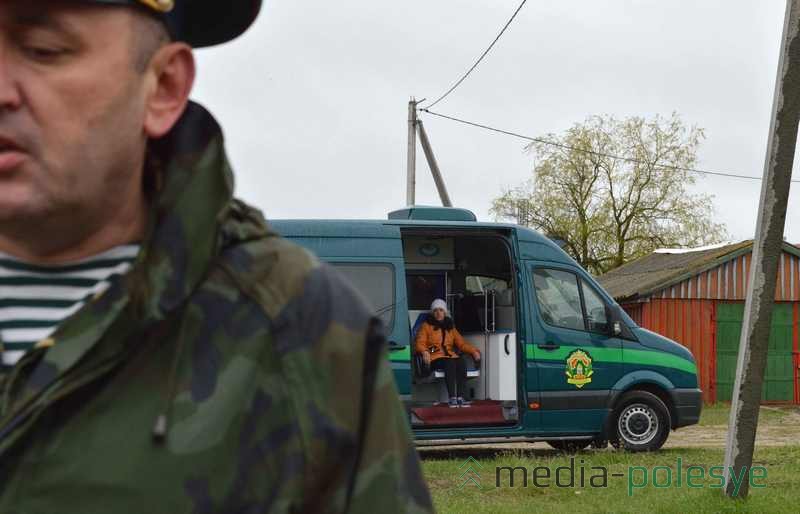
<box><xmin>143</xmin><ymin>43</ymin><xmax>195</xmax><ymax>139</ymax></box>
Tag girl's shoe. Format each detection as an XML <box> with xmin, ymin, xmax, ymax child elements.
<box><xmin>457</xmin><ymin>397</ymin><xmax>471</xmax><ymax>407</ymax></box>
<box><xmin>448</xmin><ymin>397</ymin><xmax>459</xmax><ymax>408</ymax></box>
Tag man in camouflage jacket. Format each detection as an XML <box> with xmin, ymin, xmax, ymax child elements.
<box><xmin>0</xmin><ymin>1</ymin><xmax>432</xmax><ymax>512</ymax></box>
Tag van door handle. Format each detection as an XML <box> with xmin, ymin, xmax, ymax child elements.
<box><xmin>504</xmin><ymin>334</ymin><xmax>510</xmax><ymax>355</ymax></box>
<box><xmin>537</xmin><ymin>342</ymin><xmax>560</xmax><ymax>351</ymax></box>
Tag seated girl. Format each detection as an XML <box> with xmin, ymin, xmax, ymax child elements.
<box><xmin>414</xmin><ymin>299</ymin><xmax>481</xmax><ymax>407</ymax></box>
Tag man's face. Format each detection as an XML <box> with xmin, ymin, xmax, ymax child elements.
<box><xmin>0</xmin><ymin>1</ymin><xmax>151</xmax><ymax>224</ymax></box>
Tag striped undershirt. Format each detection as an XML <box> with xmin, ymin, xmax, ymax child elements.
<box><xmin>0</xmin><ymin>245</ymin><xmax>140</xmax><ymax>369</ymax></box>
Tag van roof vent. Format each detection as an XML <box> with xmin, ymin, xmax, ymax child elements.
<box><xmin>388</xmin><ymin>206</ymin><xmax>477</xmax><ymax>222</ymax></box>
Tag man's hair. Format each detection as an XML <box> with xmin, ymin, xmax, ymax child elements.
<box><xmin>130</xmin><ymin>10</ymin><xmax>171</xmax><ymax>73</ymax></box>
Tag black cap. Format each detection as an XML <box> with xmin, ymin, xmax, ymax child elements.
<box><xmin>87</xmin><ymin>0</ymin><xmax>263</xmax><ymax>47</ymax></box>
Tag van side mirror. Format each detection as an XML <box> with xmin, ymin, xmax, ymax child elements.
<box><xmin>604</xmin><ymin>304</ymin><xmax>621</xmax><ymax>335</ymax></box>
<box><xmin>604</xmin><ymin>305</ymin><xmax>636</xmax><ymax>341</ymax></box>
<box><xmin>604</xmin><ymin>304</ymin><xmax>616</xmax><ymax>335</ymax></box>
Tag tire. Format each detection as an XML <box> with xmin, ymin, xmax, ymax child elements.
<box><xmin>612</xmin><ymin>390</ymin><xmax>671</xmax><ymax>452</ymax></box>
<box><xmin>546</xmin><ymin>440</ymin><xmax>591</xmax><ymax>452</ymax></box>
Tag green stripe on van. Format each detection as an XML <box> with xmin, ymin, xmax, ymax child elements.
<box><xmin>624</xmin><ymin>348</ymin><xmax>697</xmax><ymax>375</ymax></box>
<box><xmin>388</xmin><ymin>347</ymin><xmax>411</xmax><ymax>361</ymax></box>
<box><xmin>393</xmin><ymin>343</ymin><xmax>697</xmax><ymax>375</ymax></box>
<box><xmin>524</xmin><ymin>344</ymin><xmax>696</xmax><ymax>375</ymax></box>
<box><xmin>524</xmin><ymin>344</ymin><xmax>618</xmax><ymax>363</ymax></box>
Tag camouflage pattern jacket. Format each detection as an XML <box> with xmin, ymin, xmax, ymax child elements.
<box><xmin>0</xmin><ymin>102</ymin><xmax>433</xmax><ymax>514</ymax></box>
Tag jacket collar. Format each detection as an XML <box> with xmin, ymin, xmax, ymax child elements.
<box><xmin>129</xmin><ymin>101</ymin><xmax>235</xmax><ymax>321</ymax></box>
<box><xmin>425</xmin><ymin>314</ymin><xmax>454</xmax><ymax>331</ymax></box>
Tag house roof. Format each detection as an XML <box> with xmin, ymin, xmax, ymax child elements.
<box><xmin>597</xmin><ymin>240</ymin><xmax>800</xmax><ymax>301</ymax></box>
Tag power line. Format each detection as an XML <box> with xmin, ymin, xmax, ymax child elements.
<box><xmin>422</xmin><ymin>0</ymin><xmax>528</xmax><ymax>110</ymax></box>
<box><xmin>419</xmin><ymin>108</ymin><xmax>800</xmax><ymax>184</ymax></box>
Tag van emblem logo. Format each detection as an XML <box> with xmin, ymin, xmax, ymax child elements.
<box><xmin>565</xmin><ymin>349</ymin><xmax>594</xmax><ymax>388</ymax></box>
<box><xmin>419</xmin><ymin>243</ymin><xmax>440</xmax><ymax>257</ymax></box>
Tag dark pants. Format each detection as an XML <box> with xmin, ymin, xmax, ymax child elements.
<box><xmin>432</xmin><ymin>357</ymin><xmax>467</xmax><ymax>398</ymax></box>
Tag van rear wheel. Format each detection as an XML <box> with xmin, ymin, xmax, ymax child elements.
<box><xmin>546</xmin><ymin>440</ymin><xmax>591</xmax><ymax>452</ymax></box>
<box><xmin>612</xmin><ymin>390</ymin><xmax>670</xmax><ymax>452</ymax></box>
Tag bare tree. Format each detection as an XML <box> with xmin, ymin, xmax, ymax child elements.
<box><xmin>491</xmin><ymin>114</ymin><xmax>726</xmax><ymax>274</ymax></box>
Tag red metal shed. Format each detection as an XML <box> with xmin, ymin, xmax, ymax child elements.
<box><xmin>597</xmin><ymin>241</ymin><xmax>800</xmax><ymax>404</ymax></box>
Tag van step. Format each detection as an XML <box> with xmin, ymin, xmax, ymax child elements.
<box><xmin>410</xmin><ymin>400</ymin><xmax>509</xmax><ymax>427</ymax></box>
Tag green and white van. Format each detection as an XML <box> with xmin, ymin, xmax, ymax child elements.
<box><xmin>272</xmin><ymin>206</ymin><xmax>702</xmax><ymax>451</ymax></box>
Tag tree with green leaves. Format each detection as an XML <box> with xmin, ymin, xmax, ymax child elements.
<box><xmin>491</xmin><ymin>114</ymin><xmax>727</xmax><ymax>274</ymax></box>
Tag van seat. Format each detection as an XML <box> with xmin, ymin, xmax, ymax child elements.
<box><xmin>411</xmin><ymin>312</ymin><xmax>428</xmax><ymax>340</ymax></box>
<box><xmin>433</xmin><ymin>353</ymin><xmax>480</xmax><ymax>378</ymax></box>
<box><xmin>411</xmin><ymin>311</ymin><xmax>481</xmax><ymax>382</ymax></box>
<box><xmin>433</xmin><ymin>369</ymin><xmax>480</xmax><ymax>379</ymax></box>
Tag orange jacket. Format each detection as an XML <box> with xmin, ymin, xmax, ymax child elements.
<box><xmin>414</xmin><ymin>319</ymin><xmax>478</xmax><ymax>362</ymax></box>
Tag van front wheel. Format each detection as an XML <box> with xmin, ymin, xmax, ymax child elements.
<box><xmin>612</xmin><ymin>391</ymin><xmax>670</xmax><ymax>452</ymax></box>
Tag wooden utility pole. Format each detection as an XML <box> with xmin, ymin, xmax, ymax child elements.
<box><xmin>723</xmin><ymin>0</ymin><xmax>800</xmax><ymax>498</ymax></box>
<box><xmin>407</xmin><ymin>98</ymin><xmax>418</xmax><ymax>206</ymax></box>
<box><xmin>417</xmin><ymin>120</ymin><xmax>453</xmax><ymax>207</ymax></box>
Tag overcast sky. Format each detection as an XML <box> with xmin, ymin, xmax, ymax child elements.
<box><xmin>191</xmin><ymin>0</ymin><xmax>800</xmax><ymax>244</ymax></box>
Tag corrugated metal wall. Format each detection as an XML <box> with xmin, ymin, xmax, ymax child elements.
<box><xmin>654</xmin><ymin>251</ymin><xmax>800</xmax><ymax>301</ymax></box>
<box><xmin>623</xmin><ymin>299</ymin><xmax>716</xmax><ymax>404</ymax></box>
<box><xmin>795</xmin><ymin>303</ymin><xmax>800</xmax><ymax>405</ymax></box>
<box><xmin>620</xmin><ymin>249</ymin><xmax>800</xmax><ymax>404</ymax></box>
<box><xmin>716</xmin><ymin>302</ymin><xmax>795</xmax><ymax>402</ymax></box>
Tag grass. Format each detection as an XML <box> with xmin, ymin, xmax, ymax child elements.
<box><xmin>421</xmin><ymin>446</ymin><xmax>800</xmax><ymax>514</ymax></box>
<box><xmin>697</xmin><ymin>403</ymin><xmax>797</xmax><ymax>426</ymax></box>
<box><xmin>419</xmin><ymin>405</ymin><xmax>800</xmax><ymax>513</ymax></box>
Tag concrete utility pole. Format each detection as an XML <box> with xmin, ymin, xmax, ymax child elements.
<box><xmin>406</xmin><ymin>99</ymin><xmax>454</xmax><ymax>207</ymax></box>
<box><xmin>723</xmin><ymin>0</ymin><xmax>800</xmax><ymax>498</ymax></box>
<box><xmin>416</xmin><ymin>120</ymin><xmax>453</xmax><ymax>207</ymax></box>
<box><xmin>406</xmin><ymin>98</ymin><xmax>418</xmax><ymax>206</ymax></box>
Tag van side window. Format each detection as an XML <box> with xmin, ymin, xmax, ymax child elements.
<box><xmin>532</xmin><ymin>268</ymin><xmax>584</xmax><ymax>331</ymax></box>
<box><xmin>581</xmin><ymin>281</ymin><xmax>609</xmax><ymax>333</ymax></box>
<box><xmin>406</xmin><ymin>274</ymin><xmax>446</xmax><ymax>311</ymax></box>
<box><xmin>465</xmin><ymin>275</ymin><xmax>510</xmax><ymax>294</ymax></box>
<box><xmin>332</xmin><ymin>263</ymin><xmax>395</xmax><ymax>330</ymax></box>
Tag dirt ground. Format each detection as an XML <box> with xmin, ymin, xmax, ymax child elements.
<box><xmin>417</xmin><ymin>406</ymin><xmax>800</xmax><ymax>454</ymax></box>
<box><xmin>664</xmin><ymin>406</ymin><xmax>800</xmax><ymax>448</ymax></box>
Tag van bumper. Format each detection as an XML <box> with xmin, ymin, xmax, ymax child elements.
<box><xmin>669</xmin><ymin>388</ymin><xmax>702</xmax><ymax>428</ymax></box>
